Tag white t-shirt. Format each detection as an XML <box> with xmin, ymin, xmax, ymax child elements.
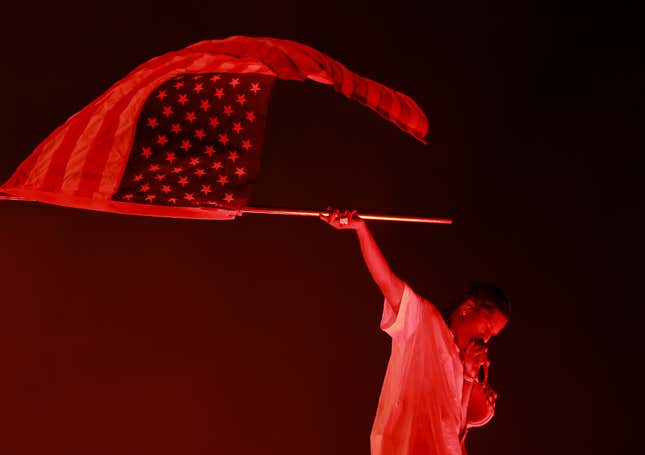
<box><xmin>370</xmin><ymin>283</ymin><xmax>464</xmax><ymax>455</ymax></box>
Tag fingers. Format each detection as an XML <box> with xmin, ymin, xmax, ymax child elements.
<box><xmin>473</xmin><ymin>347</ymin><xmax>488</xmax><ymax>364</ymax></box>
<box><xmin>484</xmin><ymin>387</ymin><xmax>498</xmax><ymax>405</ymax></box>
<box><xmin>319</xmin><ymin>208</ymin><xmax>339</xmax><ymax>224</ymax></box>
<box><xmin>318</xmin><ymin>209</ymin><xmax>333</xmax><ymax>224</ymax></box>
<box><xmin>319</xmin><ymin>208</ymin><xmax>356</xmax><ymax>230</ymax></box>
<box><xmin>338</xmin><ymin>209</ymin><xmax>349</xmax><ymax>225</ymax></box>
<box><xmin>464</xmin><ymin>340</ymin><xmax>488</xmax><ymax>356</ymax></box>
<box><xmin>462</xmin><ymin>340</ymin><xmax>489</xmax><ymax>371</ymax></box>
<box><xmin>471</xmin><ymin>352</ymin><xmax>487</xmax><ymax>366</ymax></box>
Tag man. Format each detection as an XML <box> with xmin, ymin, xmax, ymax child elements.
<box><xmin>321</xmin><ymin>209</ymin><xmax>510</xmax><ymax>455</ymax></box>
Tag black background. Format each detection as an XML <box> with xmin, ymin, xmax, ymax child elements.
<box><xmin>0</xmin><ymin>1</ymin><xmax>639</xmax><ymax>453</ymax></box>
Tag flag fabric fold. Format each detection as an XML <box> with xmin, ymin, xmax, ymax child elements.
<box><xmin>0</xmin><ymin>36</ymin><xmax>429</xmax><ymax>220</ymax></box>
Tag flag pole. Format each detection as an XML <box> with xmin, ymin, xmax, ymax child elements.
<box><xmin>240</xmin><ymin>207</ymin><xmax>452</xmax><ymax>225</ymax></box>
<box><xmin>0</xmin><ymin>194</ymin><xmax>23</xmax><ymax>201</ymax></box>
<box><xmin>0</xmin><ymin>195</ymin><xmax>452</xmax><ymax>224</ymax></box>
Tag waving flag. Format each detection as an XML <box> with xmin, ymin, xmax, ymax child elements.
<box><xmin>0</xmin><ymin>36</ymin><xmax>429</xmax><ymax>220</ymax></box>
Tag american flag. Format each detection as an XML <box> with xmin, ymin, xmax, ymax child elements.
<box><xmin>1</xmin><ymin>36</ymin><xmax>428</xmax><ymax>219</ymax></box>
<box><xmin>113</xmin><ymin>73</ymin><xmax>274</xmax><ymax>209</ymax></box>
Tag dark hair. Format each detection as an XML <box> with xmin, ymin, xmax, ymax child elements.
<box><xmin>455</xmin><ymin>283</ymin><xmax>511</xmax><ymax>318</ymax></box>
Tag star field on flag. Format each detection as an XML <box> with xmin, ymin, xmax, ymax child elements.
<box><xmin>113</xmin><ymin>73</ymin><xmax>274</xmax><ymax>209</ymax></box>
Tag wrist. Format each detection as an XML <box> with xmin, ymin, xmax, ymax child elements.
<box><xmin>463</xmin><ymin>367</ymin><xmax>478</xmax><ymax>380</ymax></box>
<box><xmin>355</xmin><ymin>220</ymin><xmax>368</xmax><ymax>233</ymax></box>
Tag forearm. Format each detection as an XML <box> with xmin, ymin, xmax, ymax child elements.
<box><xmin>355</xmin><ymin>222</ymin><xmax>404</xmax><ymax>308</ymax></box>
<box><xmin>460</xmin><ymin>379</ymin><xmax>474</xmax><ymax>422</ymax></box>
<box><xmin>459</xmin><ymin>378</ymin><xmax>475</xmax><ymax>438</ymax></box>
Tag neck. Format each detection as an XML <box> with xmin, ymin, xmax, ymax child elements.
<box><xmin>449</xmin><ymin>323</ymin><xmax>468</xmax><ymax>350</ymax></box>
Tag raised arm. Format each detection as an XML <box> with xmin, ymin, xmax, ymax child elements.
<box><xmin>321</xmin><ymin>209</ymin><xmax>404</xmax><ymax>310</ymax></box>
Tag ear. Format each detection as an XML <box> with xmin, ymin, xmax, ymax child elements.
<box><xmin>457</xmin><ymin>299</ymin><xmax>477</xmax><ymax>318</ymax></box>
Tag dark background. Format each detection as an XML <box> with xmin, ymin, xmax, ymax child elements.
<box><xmin>0</xmin><ymin>1</ymin><xmax>638</xmax><ymax>454</ymax></box>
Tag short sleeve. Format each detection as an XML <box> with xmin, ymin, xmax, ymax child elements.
<box><xmin>380</xmin><ymin>283</ymin><xmax>433</xmax><ymax>339</ymax></box>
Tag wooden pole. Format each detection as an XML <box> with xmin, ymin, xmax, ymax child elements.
<box><xmin>0</xmin><ymin>196</ymin><xmax>452</xmax><ymax>224</ymax></box>
<box><xmin>241</xmin><ymin>207</ymin><xmax>452</xmax><ymax>225</ymax></box>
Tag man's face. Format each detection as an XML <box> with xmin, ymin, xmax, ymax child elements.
<box><xmin>452</xmin><ymin>302</ymin><xmax>509</xmax><ymax>347</ymax></box>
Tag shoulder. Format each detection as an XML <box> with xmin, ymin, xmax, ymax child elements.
<box><xmin>402</xmin><ymin>283</ymin><xmax>441</xmax><ymax>318</ymax></box>
<box><xmin>395</xmin><ymin>283</ymin><xmax>446</xmax><ymax>334</ymax></box>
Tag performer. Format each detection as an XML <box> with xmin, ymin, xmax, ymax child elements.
<box><xmin>320</xmin><ymin>209</ymin><xmax>510</xmax><ymax>455</ymax></box>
